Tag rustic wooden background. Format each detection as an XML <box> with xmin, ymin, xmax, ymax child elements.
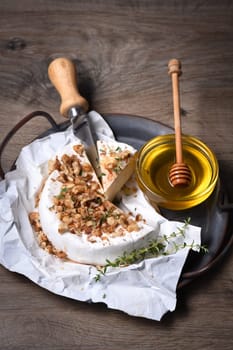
<box><xmin>0</xmin><ymin>1</ymin><xmax>233</xmax><ymax>349</ymax></box>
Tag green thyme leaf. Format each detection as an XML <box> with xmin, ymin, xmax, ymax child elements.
<box><xmin>94</xmin><ymin>218</ymin><xmax>208</xmax><ymax>282</ymax></box>
<box><xmin>99</xmin><ymin>172</ymin><xmax>106</xmax><ymax>178</ymax></box>
<box><xmin>61</xmin><ymin>187</ymin><xmax>68</xmax><ymax>193</ymax></box>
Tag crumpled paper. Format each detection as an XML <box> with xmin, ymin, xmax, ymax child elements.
<box><xmin>0</xmin><ymin>111</ymin><xmax>201</xmax><ymax>321</ymax></box>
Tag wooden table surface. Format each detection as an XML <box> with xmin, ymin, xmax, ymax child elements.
<box><xmin>0</xmin><ymin>1</ymin><xmax>233</xmax><ymax>349</ymax></box>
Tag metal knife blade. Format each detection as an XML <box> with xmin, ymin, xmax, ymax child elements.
<box><xmin>68</xmin><ymin>106</ymin><xmax>100</xmax><ymax>176</ymax></box>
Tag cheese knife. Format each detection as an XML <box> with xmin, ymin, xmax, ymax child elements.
<box><xmin>48</xmin><ymin>57</ymin><xmax>100</xmax><ymax>175</ymax></box>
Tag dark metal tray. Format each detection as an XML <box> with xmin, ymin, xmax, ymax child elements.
<box><xmin>0</xmin><ymin>111</ymin><xmax>232</xmax><ymax>289</ymax></box>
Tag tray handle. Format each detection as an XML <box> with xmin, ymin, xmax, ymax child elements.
<box><xmin>218</xmin><ymin>188</ymin><xmax>233</xmax><ymax>211</ymax></box>
<box><xmin>0</xmin><ymin>110</ymin><xmax>59</xmax><ymax>179</ymax></box>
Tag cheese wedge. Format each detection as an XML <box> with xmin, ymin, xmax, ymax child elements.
<box><xmin>37</xmin><ymin>141</ymin><xmax>155</xmax><ymax>266</ymax></box>
<box><xmin>97</xmin><ymin>140</ymin><xmax>136</xmax><ymax>201</ymax></box>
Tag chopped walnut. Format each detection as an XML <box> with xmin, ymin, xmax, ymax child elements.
<box><xmin>29</xmin><ymin>212</ymin><xmax>40</xmax><ymax>231</ymax></box>
<box><xmin>73</xmin><ymin>144</ymin><xmax>84</xmax><ymax>155</ymax></box>
<box><xmin>28</xmin><ymin>212</ymin><xmax>67</xmax><ymax>260</ymax></box>
<box><xmin>104</xmin><ymin>158</ymin><xmax>118</xmax><ymax>171</ymax></box>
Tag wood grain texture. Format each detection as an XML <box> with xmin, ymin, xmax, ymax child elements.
<box><xmin>0</xmin><ymin>1</ymin><xmax>233</xmax><ymax>349</ymax></box>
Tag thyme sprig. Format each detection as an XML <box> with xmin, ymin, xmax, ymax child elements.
<box><xmin>94</xmin><ymin>218</ymin><xmax>208</xmax><ymax>282</ymax></box>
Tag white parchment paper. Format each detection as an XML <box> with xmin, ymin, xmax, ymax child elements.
<box><xmin>0</xmin><ymin>111</ymin><xmax>201</xmax><ymax>321</ymax></box>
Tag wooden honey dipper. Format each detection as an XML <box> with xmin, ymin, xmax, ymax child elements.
<box><xmin>168</xmin><ymin>59</ymin><xmax>192</xmax><ymax>187</ymax></box>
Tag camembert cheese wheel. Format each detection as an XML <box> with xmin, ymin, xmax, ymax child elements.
<box><xmin>30</xmin><ymin>141</ymin><xmax>155</xmax><ymax>266</ymax></box>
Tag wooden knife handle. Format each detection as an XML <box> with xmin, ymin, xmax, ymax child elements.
<box><xmin>48</xmin><ymin>57</ymin><xmax>89</xmax><ymax>118</ymax></box>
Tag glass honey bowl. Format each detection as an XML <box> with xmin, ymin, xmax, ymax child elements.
<box><xmin>136</xmin><ymin>134</ymin><xmax>219</xmax><ymax>210</ymax></box>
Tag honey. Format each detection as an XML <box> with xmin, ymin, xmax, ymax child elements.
<box><xmin>136</xmin><ymin>135</ymin><xmax>219</xmax><ymax>210</ymax></box>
